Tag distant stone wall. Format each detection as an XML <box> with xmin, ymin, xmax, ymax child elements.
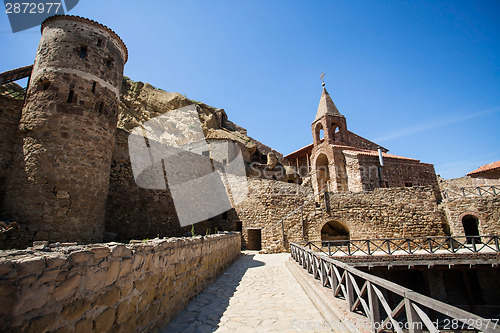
<box><xmin>306</xmin><ymin>186</ymin><xmax>446</xmax><ymax>241</ymax></box>
<box><xmin>0</xmin><ymin>95</ymin><xmax>23</xmax><ymax>206</ymax></box>
<box><xmin>0</xmin><ymin>233</ymin><xmax>240</xmax><ymax>332</ymax></box>
<box><xmin>441</xmin><ymin>195</ymin><xmax>500</xmax><ymax>236</ymax></box>
<box><xmin>105</xmin><ymin>129</ymin><xmax>225</xmax><ymax>240</ymax></box>
<box><xmin>439</xmin><ymin>175</ymin><xmax>500</xmax><ymax>190</ymax></box>
<box><xmin>235</xmin><ymin>179</ymin><xmax>446</xmax><ymax>252</ymax></box>
<box><xmin>233</xmin><ymin>178</ymin><xmax>314</xmax><ymax>253</ymax></box>
<box><xmin>105</xmin><ymin>129</ymin><xmax>182</xmax><ymax>240</ymax></box>
<box><xmin>355</xmin><ymin>154</ymin><xmax>439</xmax><ymax>193</ymax></box>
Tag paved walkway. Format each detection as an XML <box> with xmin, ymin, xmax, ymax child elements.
<box><xmin>161</xmin><ymin>252</ymin><xmax>332</xmax><ymax>332</ymax></box>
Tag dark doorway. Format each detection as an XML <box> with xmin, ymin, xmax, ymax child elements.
<box><xmin>321</xmin><ymin>221</ymin><xmax>349</xmax><ymax>242</ymax></box>
<box><xmin>247</xmin><ymin>229</ymin><xmax>262</xmax><ymax>250</ymax></box>
<box><xmin>462</xmin><ymin>215</ymin><xmax>481</xmax><ymax>244</ymax></box>
<box><xmin>234</xmin><ymin>221</ymin><xmax>242</xmax><ymax>232</ymax></box>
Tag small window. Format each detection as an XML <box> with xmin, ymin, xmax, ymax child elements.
<box><xmin>235</xmin><ymin>221</ymin><xmax>242</xmax><ymax>232</ymax></box>
<box><xmin>92</xmin><ymin>81</ymin><xmax>96</xmax><ymax>94</ymax></box>
<box><xmin>106</xmin><ymin>58</ymin><xmax>113</xmax><ymax>68</ymax></box>
<box><xmin>67</xmin><ymin>89</ymin><xmax>74</xmax><ymax>103</ymax></box>
<box><xmin>37</xmin><ymin>79</ymin><xmax>50</xmax><ymax>90</ymax></box>
<box><xmin>97</xmin><ymin>39</ymin><xmax>102</xmax><ymax>47</ymax></box>
<box><xmin>97</xmin><ymin>102</ymin><xmax>104</xmax><ymax>114</ymax></box>
<box><xmin>405</xmin><ymin>182</ymin><xmax>413</xmax><ymax>187</ymax></box>
<box><xmin>79</xmin><ymin>45</ymin><xmax>87</xmax><ymax>59</ymax></box>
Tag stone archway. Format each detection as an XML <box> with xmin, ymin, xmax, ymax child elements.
<box><xmin>321</xmin><ymin>220</ymin><xmax>349</xmax><ymax>242</ymax></box>
<box><xmin>461</xmin><ymin>214</ymin><xmax>481</xmax><ymax>244</ymax></box>
<box><xmin>315</xmin><ymin>153</ymin><xmax>330</xmax><ymax>192</ymax></box>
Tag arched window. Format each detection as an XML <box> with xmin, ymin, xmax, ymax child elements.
<box><xmin>321</xmin><ymin>221</ymin><xmax>349</xmax><ymax>242</ymax></box>
<box><xmin>314</xmin><ymin>122</ymin><xmax>324</xmax><ymax>143</ymax></box>
<box><xmin>462</xmin><ymin>215</ymin><xmax>481</xmax><ymax>244</ymax></box>
<box><xmin>331</xmin><ymin>123</ymin><xmax>340</xmax><ymax>141</ymax></box>
<box><xmin>316</xmin><ymin>153</ymin><xmax>330</xmax><ymax>192</ymax></box>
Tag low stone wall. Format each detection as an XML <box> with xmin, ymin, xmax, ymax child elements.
<box><xmin>0</xmin><ymin>233</ymin><xmax>240</xmax><ymax>332</ymax></box>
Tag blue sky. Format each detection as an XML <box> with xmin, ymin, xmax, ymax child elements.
<box><xmin>1</xmin><ymin>0</ymin><xmax>499</xmax><ymax>179</ymax></box>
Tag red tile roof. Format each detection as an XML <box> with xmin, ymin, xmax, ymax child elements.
<box><xmin>467</xmin><ymin>161</ymin><xmax>500</xmax><ymax>175</ymax></box>
<box><xmin>342</xmin><ymin>149</ymin><xmax>419</xmax><ymax>161</ymax></box>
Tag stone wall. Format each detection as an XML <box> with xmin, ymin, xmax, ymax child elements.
<box><xmin>105</xmin><ymin>129</ymin><xmax>228</xmax><ymax>240</ymax></box>
<box><xmin>305</xmin><ymin>186</ymin><xmax>446</xmax><ymax>241</ymax></box>
<box><xmin>233</xmin><ymin>178</ymin><xmax>315</xmax><ymax>253</ymax></box>
<box><xmin>439</xmin><ymin>175</ymin><xmax>500</xmax><ymax>190</ymax></box>
<box><xmin>0</xmin><ymin>233</ymin><xmax>240</xmax><ymax>332</ymax></box>
<box><xmin>0</xmin><ymin>95</ymin><xmax>23</xmax><ymax>206</ymax></box>
<box><xmin>356</xmin><ymin>154</ymin><xmax>439</xmax><ymax>193</ymax></box>
<box><xmin>440</xmin><ymin>195</ymin><xmax>500</xmax><ymax>236</ymax></box>
<box><xmin>1</xmin><ymin>16</ymin><xmax>127</xmax><ymax>243</ymax></box>
<box><xmin>235</xmin><ymin>179</ymin><xmax>446</xmax><ymax>252</ymax></box>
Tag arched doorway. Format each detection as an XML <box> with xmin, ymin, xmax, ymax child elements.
<box><xmin>316</xmin><ymin>153</ymin><xmax>330</xmax><ymax>192</ymax></box>
<box><xmin>321</xmin><ymin>221</ymin><xmax>349</xmax><ymax>242</ymax></box>
<box><xmin>462</xmin><ymin>215</ymin><xmax>481</xmax><ymax>244</ymax></box>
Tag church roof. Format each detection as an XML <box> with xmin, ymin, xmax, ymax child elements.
<box><xmin>467</xmin><ymin>161</ymin><xmax>500</xmax><ymax>176</ymax></box>
<box><xmin>314</xmin><ymin>87</ymin><xmax>342</xmax><ymax>121</ymax></box>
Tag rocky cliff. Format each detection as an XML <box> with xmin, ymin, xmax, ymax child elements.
<box><xmin>118</xmin><ymin>77</ymin><xmax>282</xmax><ymax>163</ymax></box>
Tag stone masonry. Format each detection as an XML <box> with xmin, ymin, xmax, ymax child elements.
<box><xmin>0</xmin><ymin>233</ymin><xmax>240</xmax><ymax>332</ymax></box>
<box><xmin>1</xmin><ymin>16</ymin><xmax>128</xmax><ymax>243</ymax></box>
<box><xmin>234</xmin><ymin>178</ymin><xmax>447</xmax><ymax>252</ymax></box>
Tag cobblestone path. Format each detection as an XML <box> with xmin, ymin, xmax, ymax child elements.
<box><xmin>161</xmin><ymin>252</ymin><xmax>332</xmax><ymax>332</ymax></box>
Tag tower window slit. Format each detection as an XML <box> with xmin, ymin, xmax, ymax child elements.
<box><xmin>97</xmin><ymin>39</ymin><xmax>102</xmax><ymax>47</ymax></box>
<box><xmin>92</xmin><ymin>81</ymin><xmax>96</xmax><ymax>93</ymax></box>
<box><xmin>79</xmin><ymin>45</ymin><xmax>87</xmax><ymax>59</ymax></box>
<box><xmin>106</xmin><ymin>58</ymin><xmax>113</xmax><ymax>68</ymax></box>
<box><xmin>67</xmin><ymin>89</ymin><xmax>74</xmax><ymax>103</ymax></box>
<box><xmin>98</xmin><ymin>102</ymin><xmax>104</xmax><ymax>114</ymax></box>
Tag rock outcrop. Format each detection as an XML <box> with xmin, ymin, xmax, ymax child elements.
<box><xmin>118</xmin><ymin>77</ymin><xmax>281</xmax><ymax>164</ymax></box>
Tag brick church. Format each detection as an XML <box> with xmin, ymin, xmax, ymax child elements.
<box><xmin>285</xmin><ymin>83</ymin><xmax>438</xmax><ymax>194</ymax></box>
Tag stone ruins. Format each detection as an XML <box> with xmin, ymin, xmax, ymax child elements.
<box><xmin>0</xmin><ymin>15</ymin><xmax>499</xmax><ymax>332</ymax></box>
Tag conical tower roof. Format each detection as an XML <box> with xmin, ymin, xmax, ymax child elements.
<box><xmin>314</xmin><ymin>87</ymin><xmax>342</xmax><ymax>121</ymax></box>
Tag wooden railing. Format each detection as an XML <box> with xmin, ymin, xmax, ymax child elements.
<box><xmin>442</xmin><ymin>186</ymin><xmax>499</xmax><ymax>199</ymax></box>
<box><xmin>290</xmin><ymin>242</ymin><xmax>500</xmax><ymax>333</ymax></box>
<box><xmin>299</xmin><ymin>235</ymin><xmax>500</xmax><ymax>257</ymax></box>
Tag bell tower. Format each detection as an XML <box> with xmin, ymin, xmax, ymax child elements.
<box><xmin>310</xmin><ymin>78</ymin><xmax>349</xmax><ymax>194</ymax></box>
<box><xmin>311</xmin><ymin>82</ymin><xmax>347</xmax><ymax>146</ymax></box>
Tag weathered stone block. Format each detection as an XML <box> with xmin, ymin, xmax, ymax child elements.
<box><xmin>106</xmin><ymin>261</ymin><xmax>120</xmax><ymax>286</ymax></box>
<box><xmin>95</xmin><ymin>287</ymin><xmax>121</xmax><ymax>307</ymax></box>
<box><xmin>118</xmin><ymin>258</ymin><xmax>133</xmax><ymax>278</ymax></box>
<box><xmin>85</xmin><ymin>268</ymin><xmax>107</xmax><ymax>292</ymax></box>
<box><xmin>54</xmin><ymin>274</ymin><xmax>80</xmax><ymax>301</ymax></box>
<box><xmin>75</xmin><ymin>319</ymin><xmax>93</xmax><ymax>333</ymax></box>
<box><xmin>62</xmin><ymin>298</ymin><xmax>91</xmax><ymax>321</ymax></box>
<box><xmin>69</xmin><ymin>250</ymin><xmax>92</xmax><ymax>264</ymax></box>
<box><xmin>94</xmin><ymin>308</ymin><xmax>116</xmax><ymax>333</ymax></box>
<box><xmin>26</xmin><ymin>313</ymin><xmax>56</xmax><ymax>333</ymax></box>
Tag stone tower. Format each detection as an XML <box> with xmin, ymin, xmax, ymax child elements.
<box><xmin>1</xmin><ymin>15</ymin><xmax>127</xmax><ymax>242</ymax></box>
<box><xmin>310</xmin><ymin>84</ymin><xmax>349</xmax><ymax>194</ymax></box>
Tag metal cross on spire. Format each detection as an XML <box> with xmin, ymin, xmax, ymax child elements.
<box><xmin>320</xmin><ymin>72</ymin><xmax>326</xmax><ymax>86</ymax></box>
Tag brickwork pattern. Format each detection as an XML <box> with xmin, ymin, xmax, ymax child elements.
<box><xmin>0</xmin><ymin>96</ymin><xmax>23</xmax><ymax>206</ymax></box>
<box><xmin>1</xmin><ymin>17</ymin><xmax>127</xmax><ymax>243</ymax></box>
<box><xmin>441</xmin><ymin>195</ymin><xmax>500</xmax><ymax>237</ymax></box>
<box><xmin>236</xmin><ymin>179</ymin><xmax>447</xmax><ymax>252</ymax></box>
<box><xmin>0</xmin><ymin>233</ymin><xmax>240</xmax><ymax>332</ymax></box>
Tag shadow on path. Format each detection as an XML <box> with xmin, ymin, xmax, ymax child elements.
<box><xmin>161</xmin><ymin>252</ymin><xmax>265</xmax><ymax>333</ymax></box>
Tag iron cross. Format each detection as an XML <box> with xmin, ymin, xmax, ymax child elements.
<box><xmin>320</xmin><ymin>72</ymin><xmax>325</xmax><ymax>84</ymax></box>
